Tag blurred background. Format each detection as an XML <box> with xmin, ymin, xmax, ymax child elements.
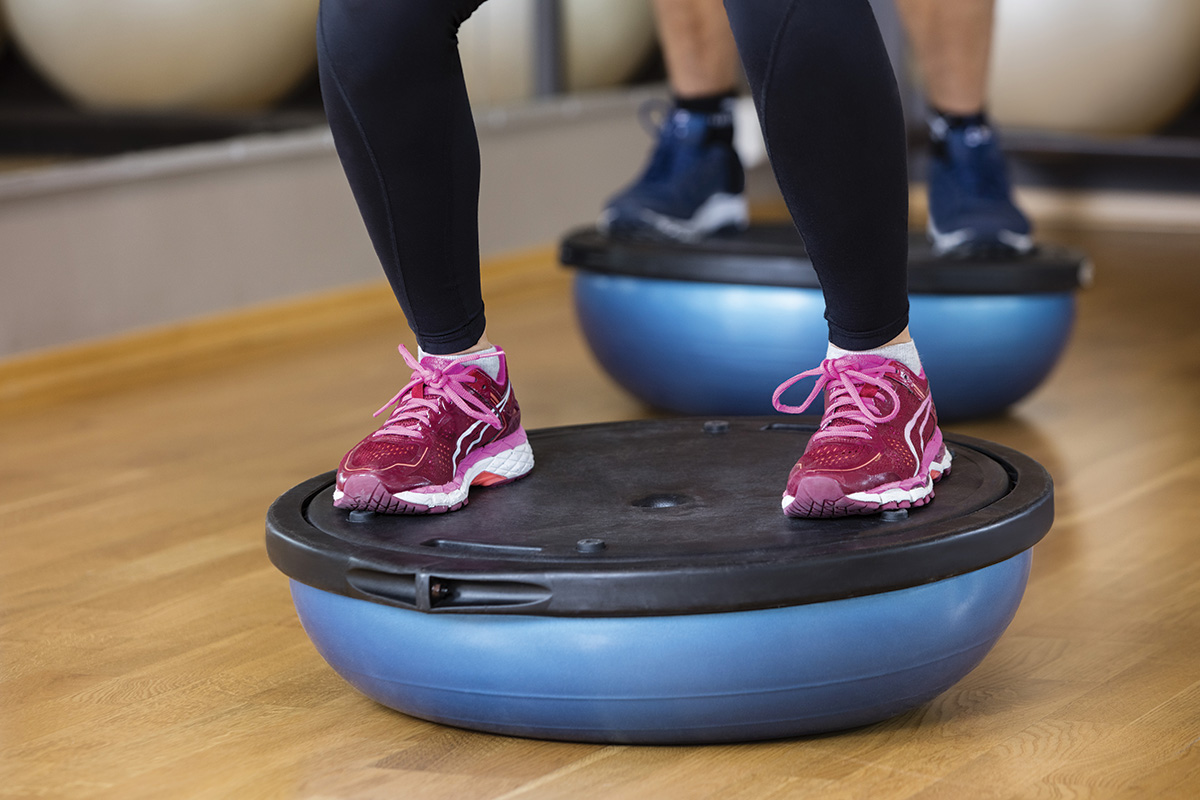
<box><xmin>1</xmin><ymin>0</ymin><xmax>1198</xmax><ymax>359</ymax></box>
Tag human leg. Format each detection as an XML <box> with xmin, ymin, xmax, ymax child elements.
<box><xmin>318</xmin><ymin>0</ymin><xmax>531</xmax><ymax>514</ymax></box>
<box><xmin>895</xmin><ymin>0</ymin><xmax>994</xmax><ymax>115</ymax></box>
<box><xmin>317</xmin><ymin>0</ymin><xmax>487</xmax><ymax>354</ymax></box>
<box><xmin>723</xmin><ymin>0</ymin><xmax>949</xmax><ymax>517</ymax></box>
<box><xmin>725</xmin><ymin>0</ymin><xmax>910</xmax><ymax>349</ymax></box>
<box><xmin>598</xmin><ymin>0</ymin><xmax>747</xmax><ymax>241</ymax></box>
<box><xmin>654</xmin><ymin>0</ymin><xmax>741</xmax><ymax>99</ymax></box>
<box><xmin>895</xmin><ymin>0</ymin><xmax>1032</xmax><ymax>255</ymax></box>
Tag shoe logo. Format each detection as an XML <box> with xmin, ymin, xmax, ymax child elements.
<box><xmin>929</xmin><ymin>116</ymin><xmax>949</xmax><ymax>141</ymax></box>
<box><xmin>452</xmin><ymin>381</ymin><xmax>512</xmax><ymax>467</ymax></box>
<box><xmin>903</xmin><ymin>395</ymin><xmax>936</xmax><ymax>468</ymax></box>
<box><xmin>893</xmin><ymin>368</ymin><xmax>926</xmax><ymax>400</ymax></box>
<box><xmin>964</xmin><ymin>125</ymin><xmax>993</xmax><ymax>147</ymax></box>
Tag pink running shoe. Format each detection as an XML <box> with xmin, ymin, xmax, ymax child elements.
<box><xmin>333</xmin><ymin>345</ymin><xmax>533</xmax><ymax>514</ymax></box>
<box><xmin>772</xmin><ymin>354</ymin><xmax>952</xmax><ymax>518</ymax></box>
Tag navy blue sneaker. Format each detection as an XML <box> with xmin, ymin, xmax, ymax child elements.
<box><xmin>926</xmin><ymin>115</ymin><xmax>1033</xmax><ymax>257</ymax></box>
<box><xmin>599</xmin><ymin>103</ymin><xmax>748</xmax><ymax>242</ymax></box>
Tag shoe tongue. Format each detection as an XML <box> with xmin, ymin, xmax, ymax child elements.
<box><xmin>821</xmin><ymin>354</ymin><xmax>891</xmax><ymax>430</ymax></box>
<box><xmin>408</xmin><ymin>361</ymin><xmax>466</xmax><ymax>403</ymax></box>
<box><xmin>420</xmin><ymin>350</ymin><xmax>502</xmax><ymax>382</ymax></box>
<box><xmin>830</xmin><ymin>353</ymin><xmax>890</xmax><ymax>371</ymax></box>
<box><xmin>418</xmin><ymin>354</ymin><xmax>467</xmax><ymax>373</ymax></box>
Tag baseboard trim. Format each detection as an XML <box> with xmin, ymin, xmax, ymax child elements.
<box><xmin>0</xmin><ymin>283</ymin><xmax>396</xmax><ymax>413</ymax></box>
<box><xmin>0</xmin><ymin>245</ymin><xmax>556</xmax><ymax>413</ymax></box>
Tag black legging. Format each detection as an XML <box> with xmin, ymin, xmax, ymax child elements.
<box><xmin>317</xmin><ymin>0</ymin><xmax>909</xmax><ymax>354</ymax></box>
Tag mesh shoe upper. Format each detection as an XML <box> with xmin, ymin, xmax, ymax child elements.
<box><xmin>337</xmin><ymin>345</ymin><xmax>524</xmax><ymax>497</ymax></box>
<box><xmin>601</xmin><ymin>103</ymin><xmax>746</xmax><ymax>239</ymax></box>
<box><xmin>773</xmin><ymin>354</ymin><xmax>947</xmax><ymax>515</ymax></box>
<box><xmin>926</xmin><ymin>117</ymin><xmax>1032</xmax><ymax>254</ymax></box>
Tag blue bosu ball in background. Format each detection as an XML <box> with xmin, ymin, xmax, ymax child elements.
<box><xmin>562</xmin><ymin>226</ymin><xmax>1090</xmax><ymax>420</ymax></box>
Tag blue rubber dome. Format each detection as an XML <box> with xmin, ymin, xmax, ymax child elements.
<box><xmin>267</xmin><ymin>419</ymin><xmax>1054</xmax><ymax>743</ymax></box>
<box><xmin>562</xmin><ymin>226</ymin><xmax>1090</xmax><ymax>420</ymax></box>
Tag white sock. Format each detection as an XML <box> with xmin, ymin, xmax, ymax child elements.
<box><xmin>827</xmin><ymin>340</ymin><xmax>923</xmax><ymax>375</ymax></box>
<box><xmin>418</xmin><ymin>345</ymin><xmax>502</xmax><ymax>381</ymax></box>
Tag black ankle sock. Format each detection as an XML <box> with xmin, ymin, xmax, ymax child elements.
<box><xmin>673</xmin><ymin>90</ymin><xmax>738</xmax><ymax>116</ymax></box>
<box><xmin>930</xmin><ymin>107</ymin><xmax>990</xmax><ymax>130</ymax></box>
<box><xmin>672</xmin><ymin>90</ymin><xmax>737</xmax><ymax>146</ymax></box>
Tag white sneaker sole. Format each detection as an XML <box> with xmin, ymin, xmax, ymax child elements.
<box><xmin>334</xmin><ymin>436</ymin><xmax>534</xmax><ymax>515</ymax></box>
<box><xmin>928</xmin><ymin>218</ymin><xmax>1033</xmax><ymax>255</ymax></box>
<box><xmin>599</xmin><ymin>193</ymin><xmax>749</xmax><ymax>242</ymax></box>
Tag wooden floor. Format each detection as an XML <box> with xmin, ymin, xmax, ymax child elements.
<box><xmin>3</xmin><ymin>224</ymin><xmax>1200</xmax><ymax>799</ymax></box>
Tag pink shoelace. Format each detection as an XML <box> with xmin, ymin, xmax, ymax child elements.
<box><xmin>772</xmin><ymin>359</ymin><xmax>901</xmax><ymax>443</ymax></box>
<box><xmin>371</xmin><ymin>345</ymin><xmax>502</xmax><ymax>439</ymax></box>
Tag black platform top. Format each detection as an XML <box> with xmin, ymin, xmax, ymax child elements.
<box><xmin>560</xmin><ymin>225</ymin><xmax>1091</xmax><ymax>294</ymax></box>
<box><xmin>266</xmin><ymin>418</ymin><xmax>1053</xmax><ymax>617</ymax></box>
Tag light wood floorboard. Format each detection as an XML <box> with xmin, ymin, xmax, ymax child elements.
<box><xmin>2</xmin><ymin>226</ymin><xmax>1198</xmax><ymax>799</ymax></box>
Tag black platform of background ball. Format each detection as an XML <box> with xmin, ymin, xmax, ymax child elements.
<box><xmin>560</xmin><ymin>225</ymin><xmax>1090</xmax><ymax>420</ymax></box>
<box><xmin>269</xmin><ymin>419</ymin><xmax>1052</xmax><ymax>616</ymax></box>
<box><xmin>560</xmin><ymin>225</ymin><xmax>1090</xmax><ymax>293</ymax></box>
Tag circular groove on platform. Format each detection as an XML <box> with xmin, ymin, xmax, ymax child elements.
<box><xmin>266</xmin><ymin>418</ymin><xmax>1053</xmax><ymax>617</ymax></box>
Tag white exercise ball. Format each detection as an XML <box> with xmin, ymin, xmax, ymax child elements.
<box><xmin>2</xmin><ymin>0</ymin><xmax>320</xmax><ymax>112</ymax></box>
<box><xmin>988</xmin><ymin>0</ymin><xmax>1200</xmax><ymax>135</ymax></box>
<box><xmin>459</xmin><ymin>0</ymin><xmax>656</xmax><ymax>106</ymax></box>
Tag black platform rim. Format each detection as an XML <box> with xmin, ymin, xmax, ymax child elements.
<box><xmin>266</xmin><ymin>419</ymin><xmax>1053</xmax><ymax>618</ymax></box>
<box><xmin>559</xmin><ymin>225</ymin><xmax>1090</xmax><ymax>295</ymax></box>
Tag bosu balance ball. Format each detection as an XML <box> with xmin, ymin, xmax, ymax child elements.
<box><xmin>267</xmin><ymin>418</ymin><xmax>1053</xmax><ymax>744</ymax></box>
<box><xmin>561</xmin><ymin>225</ymin><xmax>1091</xmax><ymax>420</ymax></box>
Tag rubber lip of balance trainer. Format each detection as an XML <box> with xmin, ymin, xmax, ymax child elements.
<box><xmin>266</xmin><ymin>417</ymin><xmax>1053</xmax><ymax>617</ymax></box>
<box><xmin>559</xmin><ymin>225</ymin><xmax>1091</xmax><ymax>294</ymax></box>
